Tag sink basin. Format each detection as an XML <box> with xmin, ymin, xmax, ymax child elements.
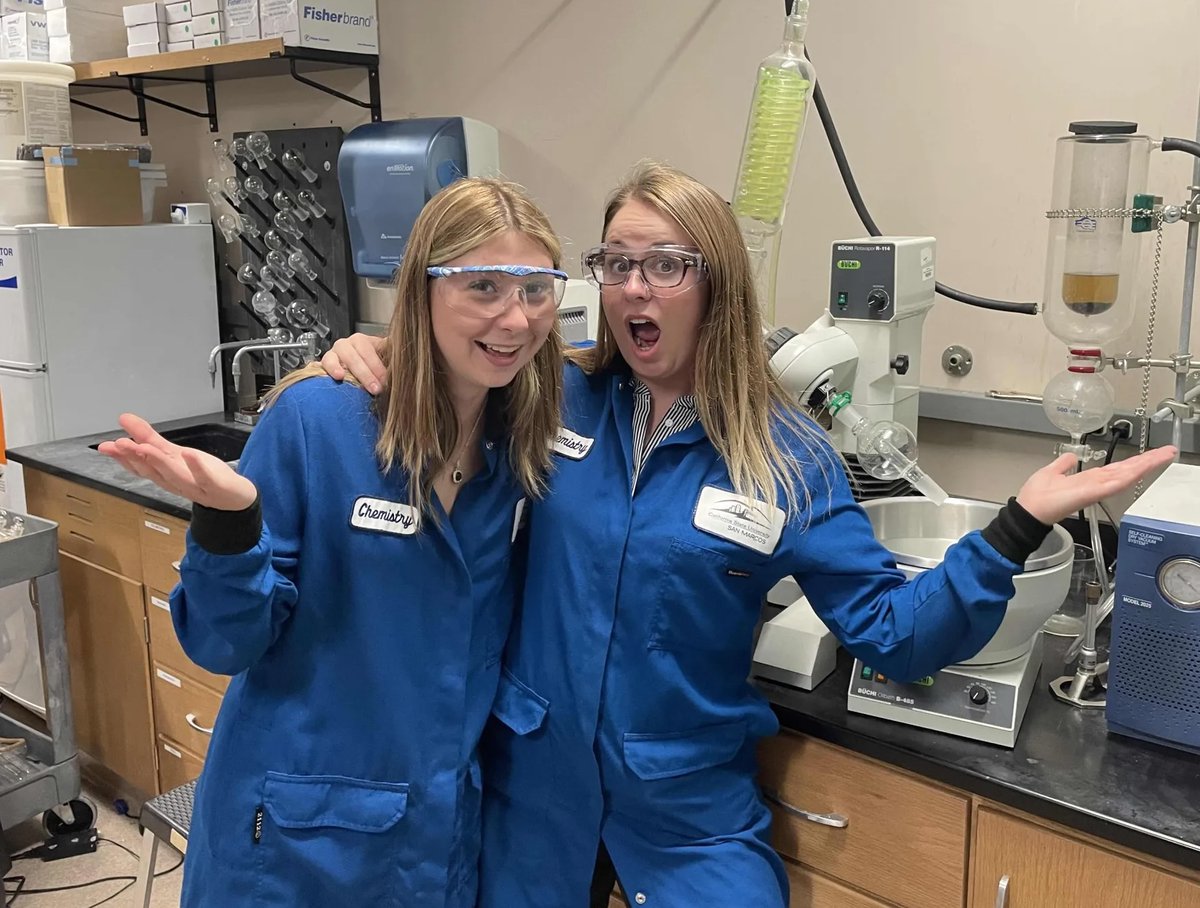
<box><xmin>91</xmin><ymin>423</ymin><xmax>249</xmax><ymax>463</ymax></box>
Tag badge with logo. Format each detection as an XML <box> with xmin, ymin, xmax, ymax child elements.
<box><xmin>550</xmin><ymin>427</ymin><xmax>594</xmax><ymax>460</ymax></box>
<box><xmin>350</xmin><ymin>497</ymin><xmax>418</xmax><ymax>536</ymax></box>
<box><xmin>692</xmin><ymin>486</ymin><xmax>785</xmax><ymax>556</ymax></box>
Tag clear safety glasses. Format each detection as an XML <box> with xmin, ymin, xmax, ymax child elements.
<box><xmin>427</xmin><ymin>265</ymin><xmax>569</xmax><ymax>320</ymax></box>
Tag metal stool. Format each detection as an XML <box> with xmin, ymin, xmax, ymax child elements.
<box><xmin>133</xmin><ymin>780</ymin><xmax>195</xmax><ymax>907</ymax></box>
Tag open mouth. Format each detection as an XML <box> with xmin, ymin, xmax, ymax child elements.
<box><xmin>628</xmin><ymin>317</ymin><xmax>661</xmax><ymax>353</ymax></box>
<box><xmin>476</xmin><ymin>340</ymin><xmax>522</xmax><ymax>367</ymax></box>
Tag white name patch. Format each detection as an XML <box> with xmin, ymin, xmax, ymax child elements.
<box><xmin>551</xmin><ymin>427</ymin><xmax>594</xmax><ymax>460</ymax></box>
<box><xmin>692</xmin><ymin>486</ymin><xmax>785</xmax><ymax>556</ymax></box>
<box><xmin>350</xmin><ymin>497</ymin><xmax>419</xmax><ymax>536</ymax></box>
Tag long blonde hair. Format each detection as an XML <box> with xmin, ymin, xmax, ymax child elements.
<box><xmin>268</xmin><ymin>177</ymin><xmax>564</xmax><ymax>517</ymax></box>
<box><xmin>570</xmin><ymin>160</ymin><xmax>831</xmax><ymax>517</ymax></box>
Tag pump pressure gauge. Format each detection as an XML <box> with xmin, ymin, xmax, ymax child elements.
<box><xmin>1157</xmin><ymin>557</ymin><xmax>1200</xmax><ymax>610</ymax></box>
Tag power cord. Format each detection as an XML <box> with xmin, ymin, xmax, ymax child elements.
<box><xmin>3</xmin><ymin>836</ymin><xmax>183</xmax><ymax>907</ymax></box>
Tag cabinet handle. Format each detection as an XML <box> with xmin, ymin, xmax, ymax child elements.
<box><xmin>68</xmin><ymin>529</ymin><xmax>95</xmax><ymax>544</ymax></box>
<box><xmin>995</xmin><ymin>874</ymin><xmax>1010</xmax><ymax>908</ymax></box>
<box><xmin>171</xmin><ymin>560</ymin><xmax>181</xmax><ymax>573</ymax></box>
<box><xmin>65</xmin><ymin>492</ymin><xmax>93</xmax><ymax>506</ymax></box>
<box><xmin>761</xmin><ymin>788</ymin><xmax>849</xmax><ymax>828</ymax></box>
<box><xmin>185</xmin><ymin>713</ymin><xmax>214</xmax><ymax>736</ymax></box>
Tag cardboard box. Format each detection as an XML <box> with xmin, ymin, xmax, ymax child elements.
<box><xmin>223</xmin><ymin>0</ymin><xmax>254</xmax><ymax>41</ymax></box>
<box><xmin>126</xmin><ymin>18</ymin><xmax>165</xmax><ymax>42</ymax></box>
<box><xmin>43</xmin><ymin>146</ymin><xmax>143</xmax><ymax>227</ymax></box>
<box><xmin>165</xmin><ymin>37</ymin><xmax>190</xmax><ymax>50</ymax></box>
<box><xmin>192</xmin><ymin>30</ymin><xmax>219</xmax><ymax>45</ymax></box>
<box><xmin>190</xmin><ymin>10</ymin><xmax>219</xmax><ymax>34</ymax></box>
<box><xmin>191</xmin><ymin>0</ymin><xmax>220</xmax><ymax>13</ymax></box>
<box><xmin>49</xmin><ymin>30</ymin><xmax>125</xmax><ymax>60</ymax></box>
<box><xmin>164</xmin><ymin>18</ymin><xmax>189</xmax><ymax>40</ymax></box>
<box><xmin>46</xmin><ymin>5</ymin><xmax>122</xmax><ymax>37</ymax></box>
<box><xmin>259</xmin><ymin>0</ymin><xmax>376</xmax><ymax>54</ymax></box>
<box><xmin>163</xmin><ymin>1</ymin><xmax>189</xmax><ymax>23</ymax></box>
<box><xmin>125</xmin><ymin>39</ymin><xmax>159</xmax><ymax>55</ymax></box>
<box><xmin>1</xmin><ymin>11</ymin><xmax>48</xmax><ymax>60</ymax></box>
<box><xmin>122</xmin><ymin>2</ymin><xmax>161</xmax><ymax>26</ymax></box>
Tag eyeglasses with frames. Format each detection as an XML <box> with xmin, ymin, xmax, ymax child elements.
<box><xmin>582</xmin><ymin>245</ymin><xmax>708</xmax><ymax>294</ymax></box>
<box><xmin>427</xmin><ymin>265</ymin><xmax>569</xmax><ymax>320</ymax></box>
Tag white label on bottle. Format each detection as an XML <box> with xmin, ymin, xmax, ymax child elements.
<box><xmin>156</xmin><ymin>669</ymin><xmax>182</xmax><ymax>688</ymax></box>
<box><xmin>151</xmin><ymin>596</ymin><xmax>170</xmax><ymax>612</ymax></box>
<box><xmin>144</xmin><ymin>520</ymin><xmax>171</xmax><ymax>535</ymax></box>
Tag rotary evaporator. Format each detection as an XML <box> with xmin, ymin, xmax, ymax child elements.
<box><xmin>743</xmin><ymin>3</ymin><xmax>1200</xmax><ymax>751</ymax></box>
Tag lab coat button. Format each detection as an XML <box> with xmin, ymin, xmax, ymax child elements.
<box><xmin>635</xmin><ymin>894</ymin><xmax>647</xmax><ymax>905</ymax></box>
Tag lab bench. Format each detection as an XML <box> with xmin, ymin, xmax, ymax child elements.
<box><xmin>754</xmin><ymin>635</ymin><xmax>1200</xmax><ymax>907</ymax></box>
<box><xmin>7</xmin><ymin>413</ymin><xmax>246</xmax><ymax>802</ymax></box>
<box><xmin>11</xmin><ymin>426</ymin><xmax>1200</xmax><ymax>905</ymax></box>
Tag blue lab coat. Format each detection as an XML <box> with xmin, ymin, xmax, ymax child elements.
<box><xmin>478</xmin><ymin>363</ymin><xmax>1023</xmax><ymax>907</ymax></box>
<box><xmin>173</xmin><ymin>378</ymin><xmax>524</xmax><ymax>908</ymax></box>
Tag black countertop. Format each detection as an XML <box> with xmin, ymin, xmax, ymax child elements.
<box><xmin>7</xmin><ymin>413</ymin><xmax>248</xmax><ymax>521</ymax></box>
<box><xmin>758</xmin><ymin>633</ymin><xmax>1200</xmax><ymax>872</ymax></box>
<box><xmin>9</xmin><ymin>425</ymin><xmax>1200</xmax><ymax>872</ymax></box>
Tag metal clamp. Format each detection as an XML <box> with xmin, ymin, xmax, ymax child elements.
<box><xmin>762</xmin><ymin>788</ymin><xmax>849</xmax><ymax>828</ymax></box>
<box><xmin>995</xmin><ymin>874</ymin><xmax>1010</xmax><ymax>908</ymax></box>
<box><xmin>185</xmin><ymin>713</ymin><xmax>214</xmax><ymax>736</ymax></box>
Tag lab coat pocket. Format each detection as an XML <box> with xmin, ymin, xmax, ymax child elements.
<box><xmin>256</xmin><ymin>772</ymin><xmax>409</xmax><ymax>905</ymax></box>
<box><xmin>483</xmin><ymin>668</ymin><xmax>552</xmax><ymax>801</ymax></box>
<box><xmin>649</xmin><ymin>538</ymin><xmax>767</xmax><ymax>653</ymax></box>
<box><xmin>621</xmin><ymin>721</ymin><xmax>759</xmax><ymax>838</ymax></box>
<box><xmin>623</xmin><ymin>721</ymin><xmax>747</xmax><ymax>781</ymax></box>
<box><xmin>490</xmin><ymin>667</ymin><xmax>549</xmax><ymax>735</ymax></box>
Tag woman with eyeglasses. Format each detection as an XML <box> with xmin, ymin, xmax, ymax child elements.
<box><xmin>320</xmin><ymin>161</ymin><xmax>1173</xmax><ymax>907</ymax></box>
<box><xmin>96</xmin><ymin>177</ymin><xmax>566</xmax><ymax>908</ymax></box>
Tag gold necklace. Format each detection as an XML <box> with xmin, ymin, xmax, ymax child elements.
<box><xmin>450</xmin><ymin>405</ymin><xmax>486</xmax><ymax>485</ymax></box>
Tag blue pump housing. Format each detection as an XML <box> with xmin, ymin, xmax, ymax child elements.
<box><xmin>339</xmin><ymin>118</ymin><xmax>471</xmax><ymax>279</ymax></box>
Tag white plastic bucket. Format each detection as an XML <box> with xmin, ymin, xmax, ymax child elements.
<box><xmin>0</xmin><ymin>159</ymin><xmax>49</xmax><ymax>224</ymax></box>
<box><xmin>0</xmin><ymin>61</ymin><xmax>75</xmax><ymax>160</ymax></box>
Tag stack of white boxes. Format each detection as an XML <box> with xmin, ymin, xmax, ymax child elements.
<box><xmin>46</xmin><ymin>0</ymin><xmax>127</xmax><ymax>63</ymax></box>
<box><xmin>1</xmin><ymin>0</ymin><xmax>49</xmax><ymax>62</ymax></box>
<box><xmin>188</xmin><ymin>0</ymin><xmax>223</xmax><ymax>47</ymax></box>
<box><xmin>123</xmin><ymin>1</ymin><xmax>163</xmax><ymax>55</ymax></box>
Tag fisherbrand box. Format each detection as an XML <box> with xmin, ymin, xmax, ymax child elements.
<box><xmin>259</xmin><ymin>0</ymin><xmax>376</xmax><ymax>54</ymax></box>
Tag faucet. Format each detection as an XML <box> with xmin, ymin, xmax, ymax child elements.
<box><xmin>230</xmin><ymin>333</ymin><xmax>320</xmax><ymax>407</ymax></box>
<box><xmin>207</xmin><ymin>340</ymin><xmax>261</xmax><ymax>388</ymax></box>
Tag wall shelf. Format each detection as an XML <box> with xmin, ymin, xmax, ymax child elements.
<box><xmin>69</xmin><ymin>38</ymin><xmax>381</xmax><ymax>135</ymax></box>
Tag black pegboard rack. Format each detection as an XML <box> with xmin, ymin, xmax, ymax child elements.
<box><xmin>211</xmin><ymin>126</ymin><xmax>357</xmax><ymax>405</ymax></box>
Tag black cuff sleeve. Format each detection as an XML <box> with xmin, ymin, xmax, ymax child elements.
<box><xmin>981</xmin><ymin>497</ymin><xmax>1052</xmax><ymax>567</ymax></box>
<box><xmin>190</xmin><ymin>494</ymin><xmax>263</xmax><ymax>556</ymax></box>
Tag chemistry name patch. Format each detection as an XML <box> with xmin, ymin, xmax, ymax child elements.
<box><xmin>350</xmin><ymin>497</ymin><xmax>419</xmax><ymax>536</ymax></box>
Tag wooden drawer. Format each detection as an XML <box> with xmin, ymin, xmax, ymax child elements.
<box><xmin>145</xmin><ymin>588</ymin><xmax>229</xmax><ymax>694</ymax></box>
<box><xmin>785</xmin><ymin>860</ymin><xmax>891</xmax><ymax>907</ymax></box>
<box><xmin>970</xmin><ymin>807</ymin><xmax>1200</xmax><ymax>908</ymax></box>
<box><xmin>25</xmin><ymin>470</ymin><xmax>142</xmax><ymax>579</ymax></box>
<box><xmin>759</xmin><ymin>733</ymin><xmax>968</xmax><ymax>908</ymax></box>
<box><xmin>151</xmin><ymin>662</ymin><xmax>223</xmax><ymax>759</ymax></box>
<box><xmin>58</xmin><ymin>551</ymin><xmax>157</xmax><ymax>795</ymax></box>
<box><xmin>139</xmin><ymin>510</ymin><xmax>188</xmax><ymax>595</ymax></box>
<box><xmin>157</xmin><ymin>735</ymin><xmax>205</xmax><ymax>794</ymax></box>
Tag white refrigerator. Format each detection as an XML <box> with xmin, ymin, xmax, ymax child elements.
<box><xmin>0</xmin><ymin>224</ymin><xmax>224</xmax><ymax>714</ymax></box>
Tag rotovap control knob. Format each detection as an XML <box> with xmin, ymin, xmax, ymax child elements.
<box><xmin>968</xmin><ymin>685</ymin><xmax>989</xmax><ymax>706</ymax></box>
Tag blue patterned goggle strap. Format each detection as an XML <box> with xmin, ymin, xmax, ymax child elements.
<box><xmin>427</xmin><ymin>265</ymin><xmax>569</xmax><ymax>280</ymax></box>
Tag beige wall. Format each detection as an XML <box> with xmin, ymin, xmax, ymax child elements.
<box><xmin>71</xmin><ymin>0</ymin><xmax>1200</xmax><ymax>502</ymax></box>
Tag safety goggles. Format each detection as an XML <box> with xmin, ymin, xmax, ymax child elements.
<box><xmin>582</xmin><ymin>245</ymin><xmax>708</xmax><ymax>295</ymax></box>
<box><xmin>427</xmin><ymin>265</ymin><xmax>569</xmax><ymax>319</ymax></box>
